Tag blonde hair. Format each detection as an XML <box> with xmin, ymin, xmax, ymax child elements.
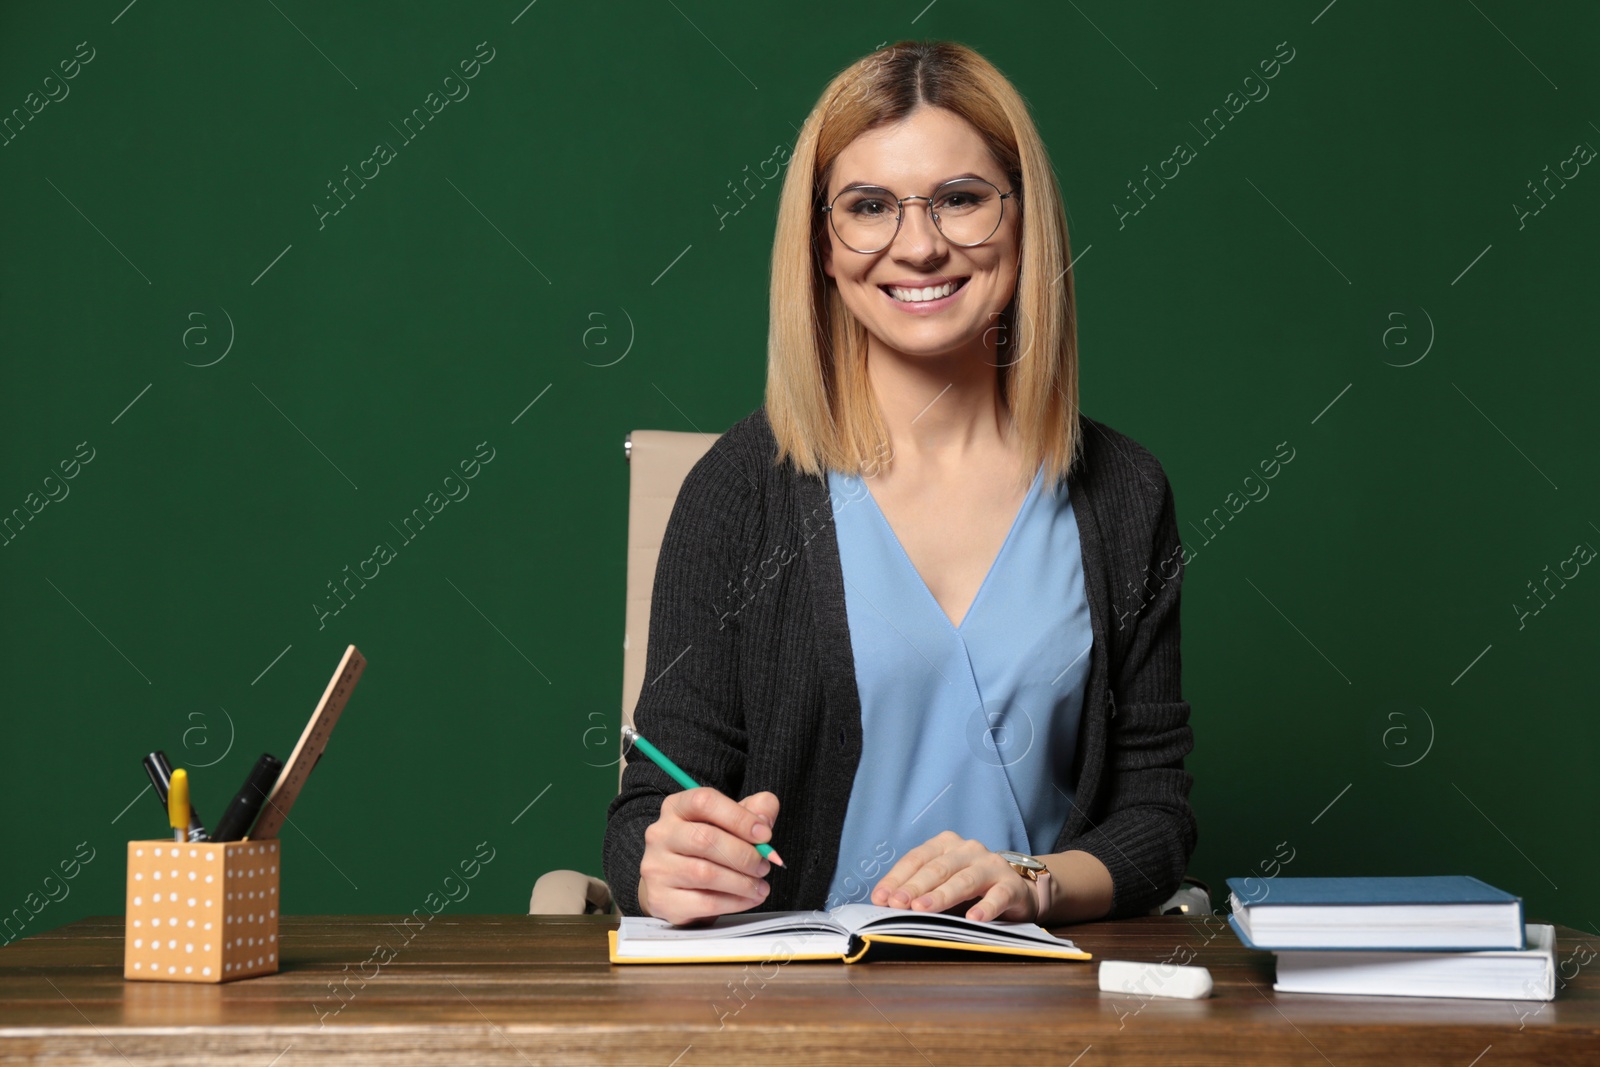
<box><xmin>765</xmin><ymin>39</ymin><xmax>1081</xmax><ymax>491</ymax></box>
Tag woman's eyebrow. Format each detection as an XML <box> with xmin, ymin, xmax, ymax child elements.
<box><xmin>836</xmin><ymin>171</ymin><xmax>991</xmax><ymax>191</ymax></box>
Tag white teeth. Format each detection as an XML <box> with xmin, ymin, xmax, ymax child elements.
<box><xmin>886</xmin><ymin>279</ymin><xmax>963</xmax><ymax>302</ymax></box>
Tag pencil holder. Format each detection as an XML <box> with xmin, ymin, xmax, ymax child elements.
<box><xmin>123</xmin><ymin>839</ymin><xmax>281</xmax><ymax>983</ymax></box>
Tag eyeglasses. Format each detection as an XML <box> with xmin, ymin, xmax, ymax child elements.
<box><xmin>820</xmin><ymin>176</ymin><xmax>1017</xmax><ymax>254</ymax></box>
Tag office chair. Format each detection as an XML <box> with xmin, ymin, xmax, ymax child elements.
<box><xmin>527</xmin><ymin>428</ymin><xmax>1211</xmax><ymax>918</ymax></box>
<box><xmin>528</xmin><ymin>428</ymin><xmax>719</xmax><ymax>916</ymax></box>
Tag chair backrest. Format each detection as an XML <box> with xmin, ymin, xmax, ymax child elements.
<box><xmin>619</xmin><ymin>429</ymin><xmax>722</xmax><ymax>790</ymax></box>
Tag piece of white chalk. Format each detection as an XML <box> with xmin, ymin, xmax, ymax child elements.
<box><xmin>1098</xmin><ymin>959</ymin><xmax>1214</xmax><ymax>999</ymax></box>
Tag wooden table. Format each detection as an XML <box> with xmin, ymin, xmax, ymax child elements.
<box><xmin>1</xmin><ymin>914</ymin><xmax>1596</xmax><ymax>1065</ymax></box>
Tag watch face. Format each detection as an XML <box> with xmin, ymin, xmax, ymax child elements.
<box><xmin>997</xmin><ymin>850</ymin><xmax>1047</xmax><ymax>872</ymax></box>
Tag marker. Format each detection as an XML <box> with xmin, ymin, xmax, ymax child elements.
<box><xmin>168</xmin><ymin>769</ymin><xmax>190</xmax><ymax>844</ymax></box>
<box><xmin>620</xmin><ymin>724</ymin><xmax>782</xmax><ymax>865</ymax></box>
<box><xmin>210</xmin><ymin>753</ymin><xmax>284</xmax><ymax>842</ymax></box>
<box><xmin>143</xmin><ymin>751</ymin><xmax>209</xmax><ymax>842</ymax></box>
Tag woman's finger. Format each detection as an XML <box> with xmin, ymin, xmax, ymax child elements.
<box><xmin>909</xmin><ymin>861</ymin><xmax>990</xmax><ymax>913</ymax></box>
<box><xmin>892</xmin><ymin>838</ymin><xmax>988</xmax><ymax>907</ymax></box>
<box><xmin>659</xmin><ymin>788</ymin><xmax>770</xmax><ymax>851</ymax></box>
<box><xmin>661</xmin><ymin>853</ymin><xmax>773</xmax><ymax>902</ymax></box>
<box><xmin>648</xmin><ymin>886</ymin><xmax>769</xmax><ymax>927</ymax></box>
<box><xmin>737</xmin><ymin>792</ymin><xmax>784</xmax><ymax>865</ymax></box>
<box><xmin>963</xmin><ymin>880</ymin><xmax>1026</xmax><ymax>924</ymax></box>
<box><xmin>871</xmin><ymin>831</ymin><xmax>960</xmax><ymax>904</ymax></box>
<box><xmin>667</xmin><ymin>787</ymin><xmax>776</xmax><ymax>851</ymax></box>
<box><xmin>661</xmin><ymin>818</ymin><xmax>772</xmax><ymax>881</ymax></box>
<box><xmin>738</xmin><ymin>791</ymin><xmax>780</xmax><ymax>827</ymax></box>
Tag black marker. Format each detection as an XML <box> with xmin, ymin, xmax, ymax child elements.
<box><xmin>142</xmin><ymin>751</ymin><xmax>210</xmax><ymax>842</ymax></box>
<box><xmin>210</xmin><ymin>753</ymin><xmax>285</xmax><ymax>842</ymax></box>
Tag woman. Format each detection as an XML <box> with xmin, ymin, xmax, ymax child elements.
<box><xmin>604</xmin><ymin>40</ymin><xmax>1196</xmax><ymax>928</ymax></box>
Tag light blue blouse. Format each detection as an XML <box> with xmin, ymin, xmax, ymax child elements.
<box><xmin>823</xmin><ymin>461</ymin><xmax>1094</xmax><ymax>909</ymax></box>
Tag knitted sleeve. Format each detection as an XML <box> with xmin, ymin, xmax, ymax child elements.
<box><xmin>1064</xmin><ymin>445</ymin><xmax>1199</xmax><ymax>919</ymax></box>
<box><xmin>602</xmin><ymin>435</ymin><xmax>757</xmax><ymax>916</ymax></box>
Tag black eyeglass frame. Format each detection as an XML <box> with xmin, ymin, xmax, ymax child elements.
<box><xmin>818</xmin><ymin>176</ymin><xmax>1019</xmax><ymax>254</ymax></box>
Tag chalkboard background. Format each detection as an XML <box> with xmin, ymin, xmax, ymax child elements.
<box><xmin>2</xmin><ymin>1</ymin><xmax>1595</xmax><ymax>940</ymax></box>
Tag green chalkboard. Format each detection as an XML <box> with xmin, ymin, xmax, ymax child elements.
<box><xmin>2</xmin><ymin>1</ymin><xmax>1595</xmax><ymax>946</ymax></box>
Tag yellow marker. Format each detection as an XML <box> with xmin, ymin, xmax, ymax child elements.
<box><xmin>168</xmin><ymin>768</ymin><xmax>190</xmax><ymax>843</ymax></box>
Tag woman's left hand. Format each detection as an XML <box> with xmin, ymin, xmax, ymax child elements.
<box><xmin>869</xmin><ymin>830</ymin><xmax>1038</xmax><ymax>923</ymax></box>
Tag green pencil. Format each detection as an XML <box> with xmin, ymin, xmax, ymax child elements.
<box><xmin>621</xmin><ymin>724</ymin><xmax>781</xmax><ymax>864</ymax></box>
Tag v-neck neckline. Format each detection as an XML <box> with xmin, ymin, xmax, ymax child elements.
<box><xmin>851</xmin><ymin>462</ymin><xmax>1045</xmax><ymax>634</ymax></box>
<box><xmin>783</xmin><ymin>403</ymin><xmax>1120</xmax><ymax>871</ymax></box>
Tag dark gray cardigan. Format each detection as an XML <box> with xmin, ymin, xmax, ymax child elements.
<box><xmin>603</xmin><ymin>405</ymin><xmax>1197</xmax><ymax>920</ymax></box>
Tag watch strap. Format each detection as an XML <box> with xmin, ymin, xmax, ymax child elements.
<box><xmin>1029</xmin><ymin>869</ymin><xmax>1052</xmax><ymax>923</ymax></box>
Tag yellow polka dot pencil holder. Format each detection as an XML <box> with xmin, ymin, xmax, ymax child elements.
<box><xmin>123</xmin><ymin>840</ymin><xmax>280</xmax><ymax>983</ymax></box>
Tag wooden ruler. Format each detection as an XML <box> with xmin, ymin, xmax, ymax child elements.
<box><xmin>248</xmin><ymin>644</ymin><xmax>366</xmax><ymax>841</ymax></box>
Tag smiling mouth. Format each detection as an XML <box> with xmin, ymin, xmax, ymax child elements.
<box><xmin>880</xmin><ymin>277</ymin><xmax>970</xmax><ymax>303</ymax></box>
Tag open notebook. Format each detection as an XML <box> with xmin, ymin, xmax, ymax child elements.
<box><xmin>608</xmin><ymin>903</ymin><xmax>1091</xmax><ymax>964</ymax></box>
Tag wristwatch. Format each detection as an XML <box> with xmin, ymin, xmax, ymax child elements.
<box><xmin>996</xmin><ymin>850</ymin><xmax>1053</xmax><ymax>922</ymax></box>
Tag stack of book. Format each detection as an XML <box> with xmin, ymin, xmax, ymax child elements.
<box><xmin>1227</xmin><ymin>875</ymin><xmax>1555</xmax><ymax>1000</ymax></box>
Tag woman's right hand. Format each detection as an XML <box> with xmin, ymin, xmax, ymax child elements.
<box><xmin>637</xmin><ymin>787</ymin><xmax>782</xmax><ymax>926</ymax></box>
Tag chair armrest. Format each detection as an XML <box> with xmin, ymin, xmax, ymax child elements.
<box><xmin>1150</xmin><ymin>877</ymin><xmax>1211</xmax><ymax>916</ymax></box>
<box><xmin>529</xmin><ymin>870</ymin><xmax>614</xmax><ymax>915</ymax></box>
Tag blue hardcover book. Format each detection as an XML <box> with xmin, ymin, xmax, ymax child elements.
<box><xmin>1226</xmin><ymin>875</ymin><xmax>1525</xmax><ymax>952</ymax></box>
